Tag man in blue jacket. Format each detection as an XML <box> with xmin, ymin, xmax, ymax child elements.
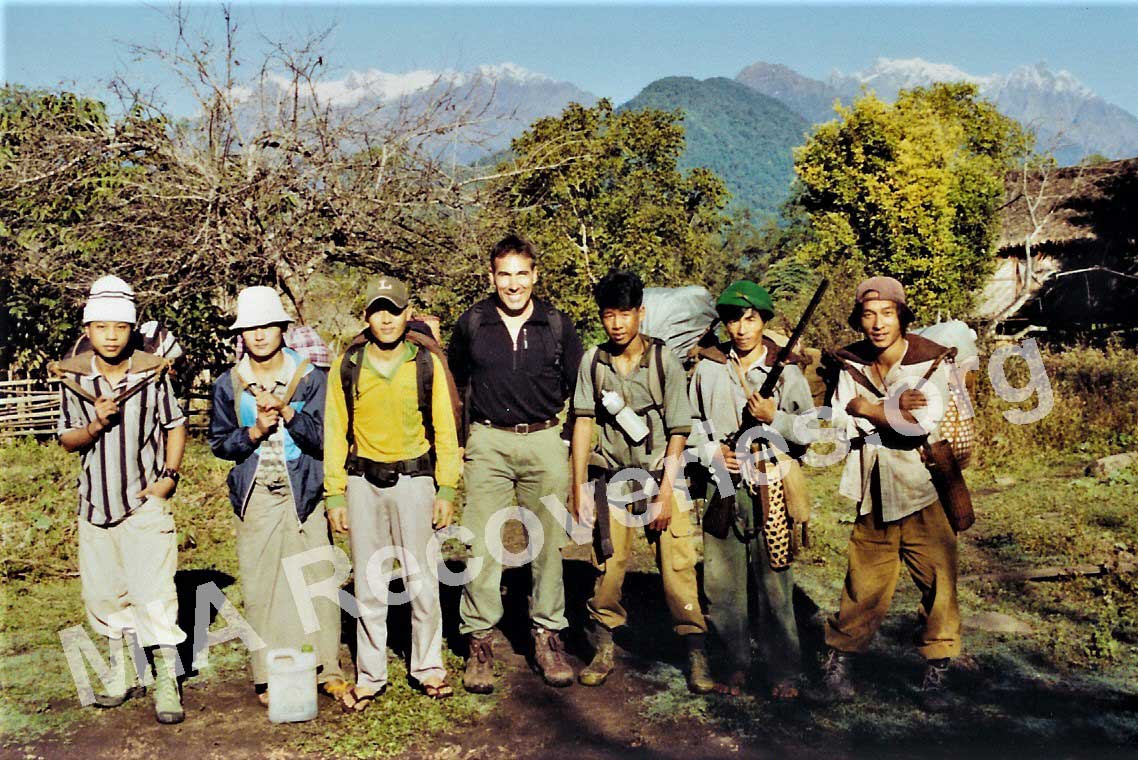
<box><xmin>208</xmin><ymin>286</ymin><xmax>347</xmax><ymax>707</ymax></box>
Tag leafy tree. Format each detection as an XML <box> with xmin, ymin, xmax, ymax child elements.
<box><xmin>792</xmin><ymin>83</ymin><xmax>1029</xmax><ymax>319</ymax></box>
<box><xmin>484</xmin><ymin>99</ymin><xmax>730</xmax><ymax>323</ymax></box>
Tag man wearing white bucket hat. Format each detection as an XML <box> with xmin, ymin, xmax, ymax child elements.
<box><xmin>56</xmin><ymin>275</ymin><xmax>188</xmax><ymax>724</ymax></box>
<box><xmin>208</xmin><ymin>286</ymin><xmax>347</xmax><ymax>708</ymax></box>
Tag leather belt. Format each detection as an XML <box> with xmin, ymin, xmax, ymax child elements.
<box><xmin>480</xmin><ymin>418</ymin><xmax>559</xmax><ymax>434</ymax></box>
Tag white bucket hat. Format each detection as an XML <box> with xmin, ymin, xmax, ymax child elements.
<box><xmin>230</xmin><ymin>286</ymin><xmax>293</xmax><ymax>331</ymax></box>
<box><xmin>83</xmin><ymin>275</ymin><xmax>137</xmax><ymax>324</ymax></box>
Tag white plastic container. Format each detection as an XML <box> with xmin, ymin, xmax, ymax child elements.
<box><xmin>601</xmin><ymin>390</ymin><xmax>650</xmax><ymax>444</ymax></box>
<box><xmin>267</xmin><ymin>646</ymin><xmax>318</xmax><ymax>723</ymax></box>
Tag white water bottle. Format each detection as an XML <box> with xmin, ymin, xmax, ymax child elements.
<box><xmin>601</xmin><ymin>390</ymin><xmax>649</xmax><ymax>444</ymax></box>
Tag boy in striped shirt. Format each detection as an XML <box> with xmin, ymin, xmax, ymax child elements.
<box><xmin>56</xmin><ymin>276</ymin><xmax>187</xmax><ymax>724</ymax></box>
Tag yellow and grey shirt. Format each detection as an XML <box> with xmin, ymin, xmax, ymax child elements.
<box><xmin>324</xmin><ymin>342</ymin><xmax>460</xmax><ymax>508</ymax></box>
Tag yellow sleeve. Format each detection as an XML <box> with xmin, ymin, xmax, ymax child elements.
<box><xmin>430</xmin><ymin>354</ymin><xmax>461</xmax><ymax>502</ymax></box>
<box><xmin>323</xmin><ymin>354</ymin><xmax>351</xmax><ymax>508</ymax></box>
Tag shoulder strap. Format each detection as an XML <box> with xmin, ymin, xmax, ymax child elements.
<box><xmin>466</xmin><ymin>304</ymin><xmax>484</xmax><ymax>345</ymax></box>
<box><xmin>280</xmin><ymin>359</ymin><xmax>311</xmax><ymax>406</ymax></box>
<box><xmin>648</xmin><ymin>340</ymin><xmax>665</xmax><ymax>410</ymax></box>
<box><xmin>415</xmin><ymin>346</ymin><xmax>435</xmax><ymax>450</ymax></box>
<box><xmin>590</xmin><ymin>347</ymin><xmax>605</xmax><ymax>409</ymax></box>
<box><xmin>340</xmin><ymin>343</ymin><xmax>366</xmax><ymax>458</ymax></box>
<box><xmin>547</xmin><ymin>308</ymin><xmax>564</xmax><ymax>365</ymax></box>
<box><xmin>231</xmin><ymin>368</ymin><xmax>247</xmax><ymax>420</ymax></box>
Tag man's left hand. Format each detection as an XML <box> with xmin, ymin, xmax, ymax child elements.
<box><xmin>647</xmin><ymin>493</ymin><xmax>673</xmax><ymax>532</ymax></box>
<box><xmin>747</xmin><ymin>393</ymin><xmax>777</xmax><ymax>425</ymax></box>
<box><xmin>138</xmin><ymin>477</ymin><xmax>176</xmax><ymax>501</ymax></box>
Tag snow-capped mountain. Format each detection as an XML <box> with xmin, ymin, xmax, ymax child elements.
<box><xmin>237</xmin><ymin>62</ymin><xmax>596</xmax><ymax>163</ymax></box>
<box><xmin>826</xmin><ymin>58</ymin><xmax>1138</xmax><ymax>165</ymax></box>
<box><xmin>739</xmin><ymin>57</ymin><xmax>1138</xmax><ymax>165</ymax></box>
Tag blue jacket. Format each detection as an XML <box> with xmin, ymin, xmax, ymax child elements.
<box><xmin>208</xmin><ymin>349</ymin><xmax>327</xmax><ymax>523</ymax></box>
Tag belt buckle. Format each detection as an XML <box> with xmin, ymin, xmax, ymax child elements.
<box><xmin>514</xmin><ymin>422</ymin><xmax>530</xmax><ymax>434</ymax></box>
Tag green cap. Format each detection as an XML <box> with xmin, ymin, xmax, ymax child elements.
<box><xmin>716</xmin><ymin>280</ymin><xmax>774</xmax><ymax>320</ymax></box>
<box><xmin>365</xmin><ymin>276</ymin><xmax>410</xmax><ymax>312</ymax></box>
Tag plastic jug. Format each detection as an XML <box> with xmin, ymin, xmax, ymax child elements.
<box><xmin>267</xmin><ymin>646</ymin><xmax>318</xmax><ymax>723</ymax></box>
<box><xmin>601</xmin><ymin>390</ymin><xmax>649</xmax><ymax>444</ymax></box>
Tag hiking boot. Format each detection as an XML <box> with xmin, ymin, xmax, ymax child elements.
<box><xmin>578</xmin><ymin>641</ymin><xmax>615</xmax><ymax>686</ymax></box>
<box><xmin>917</xmin><ymin>658</ymin><xmax>952</xmax><ymax>713</ymax></box>
<box><xmin>686</xmin><ymin>642</ymin><xmax>715</xmax><ymax>695</ymax></box>
<box><xmin>152</xmin><ymin>672</ymin><xmax>184</xmax><ymax>724</ymax></box>
<box><xmin>806</xmin><ymin>649</ymin><xmax>856</xmax><ymax>704</ymax></box>
<box><xmin>463</xmin><ymin>634</ymin><xmax>496</xmax><ymax>695</ymax></box>
<box><xmin>92</xmin><ymin>637</ymin><xmax>146</xmax><ymax>708</ymax></box>
<box><xmin>531</xmin><ymin>627</ymin><xmax>574</xmax><ymax>688</ymax></box>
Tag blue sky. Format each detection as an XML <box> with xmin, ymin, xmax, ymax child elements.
<box><xmin>3</xmin><ymin>2</ymin><xmax>1138</xmax><ymax>116</ymax></box>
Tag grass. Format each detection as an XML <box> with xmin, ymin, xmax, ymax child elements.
<box><xmin>0</xmin><ymin>438</ymin><xmax>494</xmax><ymax>756</ymax></box>
<box><xmin>3</xmin><ymin>339</ymin><xmax>1138</xmax><ymax>755</ymax></box>
<box><xmin>631</xmin><ymin>455</ymin><xmax>1138</xmax><ymax>754</ymax></box>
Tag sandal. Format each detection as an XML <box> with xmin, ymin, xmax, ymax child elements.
<box><xmin>340</xmin><ymin>685</ymin><xmax>383</xmax><ymax>713</ymax></box>
<box><xmin>257</xmin><ymin>691</ymin><xmax>270</xmax><ymax>708</ymax></box>
<box><xmin>713</xmin><ymin>670</ymin><xmax>746</xmax><ymax>698</ymax></box>
<box><xmin>770</xmin><ymin>679</ymin><xmax>800</xmax><ymax>701</ymax></box>
<box><xmin>319</xmin><ymin>677</ymin><xmax>351</xmax><ymax>701</ymax></box>
<box><xmin>419</xmin><ymin>678</ymin><xmax>454</xmax><ymax>700</ymax></box>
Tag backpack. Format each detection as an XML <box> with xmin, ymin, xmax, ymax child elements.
<box><xmin>234</xmin><ymin>325</ymin><xmax>333</xmax><ymax>368</ymax></box>
<box><xmin>340</xmin><ymin>329</ymin><xmax>464</xmax><ymax>466</ymax></box>
<box><xmin>587</xmin><ymin>337</ymin><xmax>667</xmax><ymax>456</ymax></box>
<box><xmin>53</xmin><ymin>321</ymin><xmax>180</xmax><ymax>406</ymax></box>
<box><xmin>641</xmin><ymin>286</ymin><xmax>719</xmax><ymax>366</ymax></box>
<box><xmin>65</xmin><ymin>321</ymin><xmax>183</xmax><ymax>362</ymax></box>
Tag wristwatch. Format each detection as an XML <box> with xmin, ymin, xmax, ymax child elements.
<box><xmin>159</xmin><ymin>468</ymin><xmax>181</xmax><ymax>485</ymax></box>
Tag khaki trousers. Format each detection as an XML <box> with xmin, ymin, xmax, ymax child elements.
<box><xmin>587</xmin><ymin>495</ymin><xmax>706</xmax><ymax>637</ymax></box>
<box><xmin>824</xmin><ymin>501</ymin><xmax>961</xmax><ymax>660</ymax></box>
<box><xmin>236</xmin><ymin>483</ymin><xmax>343</xmax><ymax>686</ymax></box>
<box><xmin>77</xmin><ymin>497</ymin><xmax>185</xmax><ymax>649</ymax></box>
<box><xmin>459</xmin><ymin>424</ymin><xmax>570</xmax><ymax>635</ymax></box>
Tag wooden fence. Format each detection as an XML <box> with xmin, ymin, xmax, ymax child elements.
<box><xmin>0</xmin><ymin>373</ymin><xmax>213</xmax><ymax>438</ymax></box>
<box><xmin>0</xmin><ymin>376</ymin><xmax>62</xmax><ymax>437</ymax></box>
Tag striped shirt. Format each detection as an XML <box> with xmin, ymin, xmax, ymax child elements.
<box><xmin>57</xmin><ymin>355</ymin><xmax>186</xmax><ymax>527</ymax></box>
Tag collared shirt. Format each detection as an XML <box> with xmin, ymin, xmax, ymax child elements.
<box><xmin>324</xmin><ymin>342</ymin><xmax>461</xmax><ymax>508</ymax></box>
<box><xmin>829</xmin><ymin>340</ymin><xmax>950</xmax><ymax>522</ymax></box>
<box><xmin>687</xmin><ymin>345</ymin><xmax>814</xmax><ymax>470</ymax></box>
<box><xmin>448</xmin><ymin>298</ymin><xmax>584</xmax><ymax>428</ymax></box>
<box><xmin>236</xmin><ymin>352</ymin><xmax>296</xmax><ymax>488</ymax></box>
<box><xmin>57</xmin><ymin>354</ymin><xmax>185</xmax><ymax>527</ymax></box>
<box><xmin>572</xmin><ymin>336</ymin><xmax>692</xmax><ymax>471</ymax></box>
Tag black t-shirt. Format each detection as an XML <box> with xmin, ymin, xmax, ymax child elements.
<box><xmin>448</xmin><ymin>298</ymin><xmax>583</xmax><ymax>427</ymax></box>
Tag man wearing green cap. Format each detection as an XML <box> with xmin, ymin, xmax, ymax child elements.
<box><xmin>687</xmin><ymin>280</ymin><xmax>814</xmax><ymax>698</ymax></box>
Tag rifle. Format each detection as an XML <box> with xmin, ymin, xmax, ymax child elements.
<box><xmin>757</xmin><ymin>277</ymin><xmax>830</xmax><ymax>399</ymax></box>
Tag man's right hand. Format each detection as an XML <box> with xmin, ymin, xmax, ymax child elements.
<box><xmin>252</xmin><ymin>408</ymin><xmax>280</xmax><ymax>439</ymax></box>
<box><xmin>569</xmin><ymin>481</ymin><xmax>596</xmax><ymax>527</ymax></box>
<box><xmin>716</xmin><ymin>443</ymin><xmax>741</xmax><ymax>474</ymax></box>
<box><xmin>93</xmin><ymin>396</ymin><xmax>119</xmax><ymax>427</ymax></box>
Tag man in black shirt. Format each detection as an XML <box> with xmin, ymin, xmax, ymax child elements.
<box><xmin>448</xmin><ymin>235</ymin><xmax>584</xmax><ymax>693</ymax></box>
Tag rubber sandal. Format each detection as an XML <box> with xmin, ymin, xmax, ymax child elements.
<box><xmin>713</xmin><ymin>670</ymin><xmax>746</xmax><ymax>697</ymax></box>
<box><xmin>420</xmin><ymin>679</ymin><xmax>454</xmax><ymax>700</ymax></box>
<box><xmin>319</xmin><ymin>678</ymin><xmax>351</xmax><ymax>701</ymax></box>
<box><xmin>340</xmin><ymin>685</ymin><xmax>383</xmax><ymax>713</ymax></box>
<box><xmin>770</xmin><ymin>679</ymin><xmax>800</xmax><ymax>701</ymax></box>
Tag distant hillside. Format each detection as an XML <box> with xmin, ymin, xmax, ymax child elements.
<box><xmin>619</xmin><ymin>76</ymin><xmax>809</xmax><ymax>217</ymax></box>
<box><xmin>736</xmin><ymin>62</ymin><xmax>842</xmax><ymax>125</ymax></box>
